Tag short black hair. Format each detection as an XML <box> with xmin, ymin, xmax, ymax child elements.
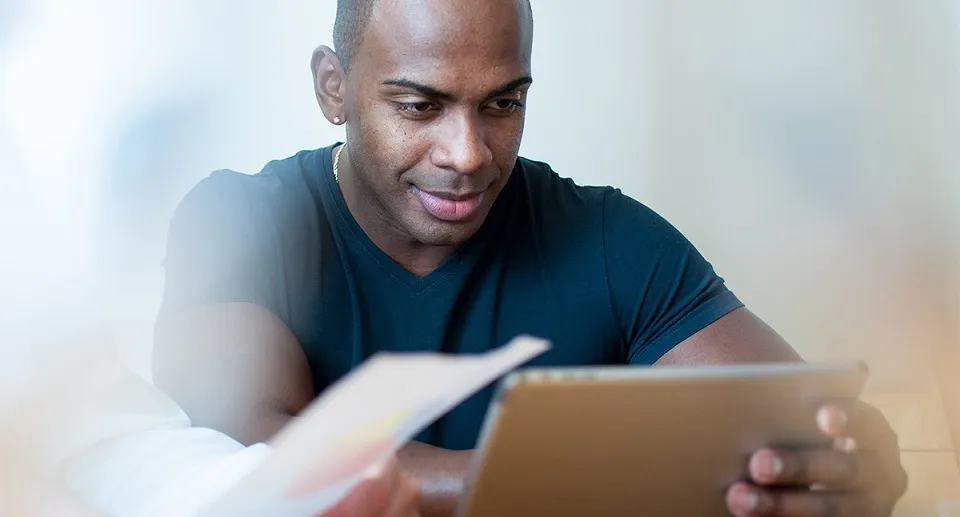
<box><xmin>332</xmin><ymin>0</ymin><xmax>378</xmax><ymax>73</ymax></box>
<box><xmin>333</xmin><ymin>0</ymin><xmax>533</xmax><ymax>72</ymax></box>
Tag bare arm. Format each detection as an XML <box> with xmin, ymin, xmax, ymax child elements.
<box><xmin>153</xmin><ymin>302</ymin><xmax>466</xmax><ymax>515</ymax></box>
<box><xmin>396</xmin><ymin>442</ymin><xmax>473</xmax><ymax>517</ymax></box>
<box><xmin>654</xmin><ymin>307</ymin><xmax>804</xmax><ymax>366</ymax></box>
<box><xmin>152</xmin><ymin>302</ymin><xmax>314</xmax><ymax>445</ymax></box>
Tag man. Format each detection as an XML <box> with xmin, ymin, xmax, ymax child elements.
<box><xmin>153</xmin><ymin>0</ymin><xmax>908</xmax><ymax>516</ymax></box>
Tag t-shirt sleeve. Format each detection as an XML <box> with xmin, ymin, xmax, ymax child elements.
<box><xmin>602</xmin><ymin>189</ymin><xmax>744</xmax><ymax>364</ymax></box>
<box><xmin>159</xmin><ymin>171</ymin><xmax>281</xmax><ymax>316</ymax></box>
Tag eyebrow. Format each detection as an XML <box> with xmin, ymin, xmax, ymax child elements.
<box><xmin>381</xmin><ymin>75</ymin><xmax>533</xmax><ymax>101</ymax></box>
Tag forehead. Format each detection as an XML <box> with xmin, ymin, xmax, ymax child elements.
<box><xmin>357</xmin><ymin>0</ymin><xmax>532</xmax><ymax>88</ymax></box>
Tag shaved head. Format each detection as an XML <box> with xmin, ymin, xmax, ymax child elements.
<box><xmin>332</xmin><ymin>0</ymin><xmax>378</xmax><ymax>72</ymax></box>
<box><xmin>333</xmin><ymin>0</ymin><xmax>532</xmax><ymax>72</ymax></box>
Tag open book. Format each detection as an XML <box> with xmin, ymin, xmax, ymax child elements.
<box><xmin>194</xmin><ymin>335</ymin><xmax>549</xmax><ymax>517</ymax></box>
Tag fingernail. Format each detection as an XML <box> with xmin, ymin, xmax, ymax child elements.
<box><xmin>751</xmin><ymin>451</ymin><xmax>784</xmax><ymax>481</ymax></box>
<box><xmin>770</xmin><ymin>456</ymin><xmax>785</xmax><ymax>477</ymax></box>
<box><xmin>817</xmin><ymin>405</ymin><xmax>847</xmax><ymax>434</ymax></box>
<box><xmin>817</xmin><ymin>407</ymin><xmax>830</xmax><ymax>430</ymax></box>
<box><xmin>728</xmin><ymin>484</ymin><xmax>761</xmax><ymax>515</ymax></box>
<box><xmin>740</xmin><ymin>490</ymin><xmax>760</xmax><ymax>512</ymax></box>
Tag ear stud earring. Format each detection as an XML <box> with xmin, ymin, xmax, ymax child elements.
<box><xmin>333</xmin><ymin>116</ymin><xmax>342</xmax><ymax>124</ymax></box>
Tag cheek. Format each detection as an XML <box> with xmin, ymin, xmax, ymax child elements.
<box><xmin>509</xmin><ymin>113</ymin><xmax>526</xmax><ymax>145</ymax></box>
<box><xmin>349</xmin><ymin>108</ymin><xmax>412</xmax><ymax>182</ymax></box>
<box><xmin>371</xmin><ymin>110</ymin><xmax>432</xmax><ymax>177</ymax></box>
<box><xmin>490</xmin><ymin>118</ymin><xmax>525</xmax><ymax>167</ymax></box>
<box><xmin>485</xmin><ymin>110</ymin><xmax>525</xmax><ymax>143</ymax></box>
<box><xmin>354</xmin><ymin>139</ymin><xmax>423</xmax><ymax>198</ymax></box>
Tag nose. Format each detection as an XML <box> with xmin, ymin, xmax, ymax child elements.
<box><xmin>431</xmin><ymin>110</ymin><xmax>493</xmax><ymax>175</ymax></box>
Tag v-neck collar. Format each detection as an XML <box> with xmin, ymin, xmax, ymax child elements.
<box><xmin>315</xmin><ymin>143</ymin><xmax>518</xmax><ymax>294</ymax></box>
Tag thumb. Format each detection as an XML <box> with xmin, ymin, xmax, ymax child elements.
<box><xmin>322</xmin><ymin>457</ymin><xmax>400</xmax><ymax>517</ymax></box>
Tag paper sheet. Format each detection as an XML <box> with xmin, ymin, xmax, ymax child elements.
<box><xmin>194</xmin><ymin>335</ymin><xmax>549</xmax><ymax>517</ymax></box>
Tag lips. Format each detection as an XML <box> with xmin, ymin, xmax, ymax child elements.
<box><xmin>413</xmin><ymin>186</ymin><xmax>486</xmax><ymax>222</ymax></box>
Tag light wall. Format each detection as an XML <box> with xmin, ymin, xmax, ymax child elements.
<box><xmin>2</xmin><ymin>0</ymin><xmax>957</xmax><ymax>403</ymax></box>
<box><xmin>640</xmin><ymin>3</ymin><xmax>960</xmax><ymax>513</ymax></box>
<box><xmin>646</xmin><ymin>0</ymin><xmax>959</xmax><ymax>387</ymax></box>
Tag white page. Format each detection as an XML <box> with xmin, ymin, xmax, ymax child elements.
<box><xmin>194</xmin><ymin>335</ymin><xmax>549</xmax><ymax>517</ymax></box>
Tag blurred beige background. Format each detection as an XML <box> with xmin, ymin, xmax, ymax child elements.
<box><xmin>1</xmin><ymin>0</ymin><xmax>958</xmax><ymax>514</ymax></box>
<box><xmin>633</xmin><ymin>3</ymin><xmax>960</xmax><ymax>513</ymax></box>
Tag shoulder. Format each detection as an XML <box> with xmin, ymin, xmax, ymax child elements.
<box><xmin>515</xmin><ymin>156</ymin><xmax>672</xmax><ymax>243</ymax></box>
<box><xmin>175</xmin><ymin>148</ymin><xmax>325</xmax><ymax>216</ymax></box>
<box><xmin>516</xmin><ymin>156</ymin><xmax>610</xmax><ymax>210</ymax></box>
<box><xmin>515</xmin><ymin>158</ymin><xmax>741</xmax><ymax>363</ymax></box>
<box><xmin>600</xmin><ymin>186</ymin><xmax>694</xmax><ymax>255</ymax></box>
<box><xmin>513</xmin><ymin>156</ymin><xmax>611</xmax><ymax>242</ymax></box>
<box><xmin>168</xmin><ymin>148</ymin><xmax>328</xmax><ymax>245</ymax></box>
<box><xmin>513</xmin><ymin>155</ymin><xmax>714</xmax><ymax>282</ymax></box>
<box><xmin>160</xmin><ymin>149</ymin><xmax>331</xmax><ymax>318</ymax></box>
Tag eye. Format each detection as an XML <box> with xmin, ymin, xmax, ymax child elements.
<box><xmin>486</xmin><ymin>98</ymin><xmax>524</xmax><ymax>114</ymax></box>
<box><xmin>395</xmin><ymin>101</ymin><xmax>439</xmax><ymax>116</ymax></box>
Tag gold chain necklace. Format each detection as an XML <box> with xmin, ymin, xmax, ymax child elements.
<box><xmin>333</xmin><ymin>143</ymin><xmax>345</xmax><ymax>184</ymax></box>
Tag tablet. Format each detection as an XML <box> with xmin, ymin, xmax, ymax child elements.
<box><xmin>455</xmin><ymin>361</ymin><xmax>869</xmax><ymax>517</ymax></box>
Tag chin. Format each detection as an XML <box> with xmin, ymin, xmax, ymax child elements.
<box><xmin>411</xmin><ymin>219</ymin><xmax>484</xmax><ymax>247</ymax></box>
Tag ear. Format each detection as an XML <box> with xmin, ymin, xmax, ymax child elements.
<box><xmin>311</xmin><ymin>45</ymin><xmax>346</xmax><ymax>125</ymax></box>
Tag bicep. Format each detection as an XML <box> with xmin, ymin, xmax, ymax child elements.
<box><xmin>654</xmin><ymin>307</ymin><xmax>804</xmax><ymax>366</ymax></box>
<box><xmin>153</xmin><ymin>303</ymin><xmax>314</xmax><ymax>445</ymax></box>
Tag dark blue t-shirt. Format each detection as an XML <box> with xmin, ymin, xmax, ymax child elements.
<box><xmin>160</xmin><ymin>144</ymin><xmax>743</xmax><ymax>450</ymax></box>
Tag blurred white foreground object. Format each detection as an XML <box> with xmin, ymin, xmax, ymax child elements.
<box><xmin>196</xmin><ymin>335</ymin><xmax>549</xmax><ymax>517</ymax></box>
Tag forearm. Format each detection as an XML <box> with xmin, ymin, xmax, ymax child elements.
<box><xmin>397</xmin><ymin>442</ymin><xmax>473</xmax><ymax>517</ymax></box>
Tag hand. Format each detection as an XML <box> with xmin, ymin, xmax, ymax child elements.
<box><xmin>725</xmin><ymin>401</ymin><xmax>908</xmax><ymax>516</ymax></box>
<box><xmin>324</xmin><ymin>457</ymin><xmax>421</xmax><ymax>517</ymax></box>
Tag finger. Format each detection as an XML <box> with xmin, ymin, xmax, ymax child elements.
<box><xmin>816</xmin><ymin>401</ymin><xmax>896</xmax><ymax>449</ymax></box>
<box><xmin>815</xmin><ymin>403</ymin><xmax>848</xmax><ymax>437</ymax></box>
<box><xmin>814</xmin><ymin>400</ymin><xmax>907</xmax><ymax>498</ymax></box>
<box><xmin>324</xmin><ymin>459</ymin><xmax>400</xmax><ymax>517</ymax></box>
<box><xmin>726</xmin><ymin>481</ymin><xmax>883</xmax><ymax>517</ymax></box>
<box><xmin>831</xmin><ymin>437</ymin><xmax>857</xmax><ymax>453</ymax></box>
<box><xmin>381</xmin><ymin>471</ymin><xmax>421</xmax><ymax>517</ymax></box>
<box><xmin>748</xmin><ymin>448</ymin><xmax>883</xmax><ymax>489</ymax></box>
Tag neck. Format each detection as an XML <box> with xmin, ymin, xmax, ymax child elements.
<box><xmin>335</xmin><ymin>147</ymin><xmax>458</xmax><ymax>277</ymax></box>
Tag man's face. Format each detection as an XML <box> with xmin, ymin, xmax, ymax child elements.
<box><xmin>343</xmin><ymin>0</ymin><xmax>533</xmax><ymax>247</ymax></box>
